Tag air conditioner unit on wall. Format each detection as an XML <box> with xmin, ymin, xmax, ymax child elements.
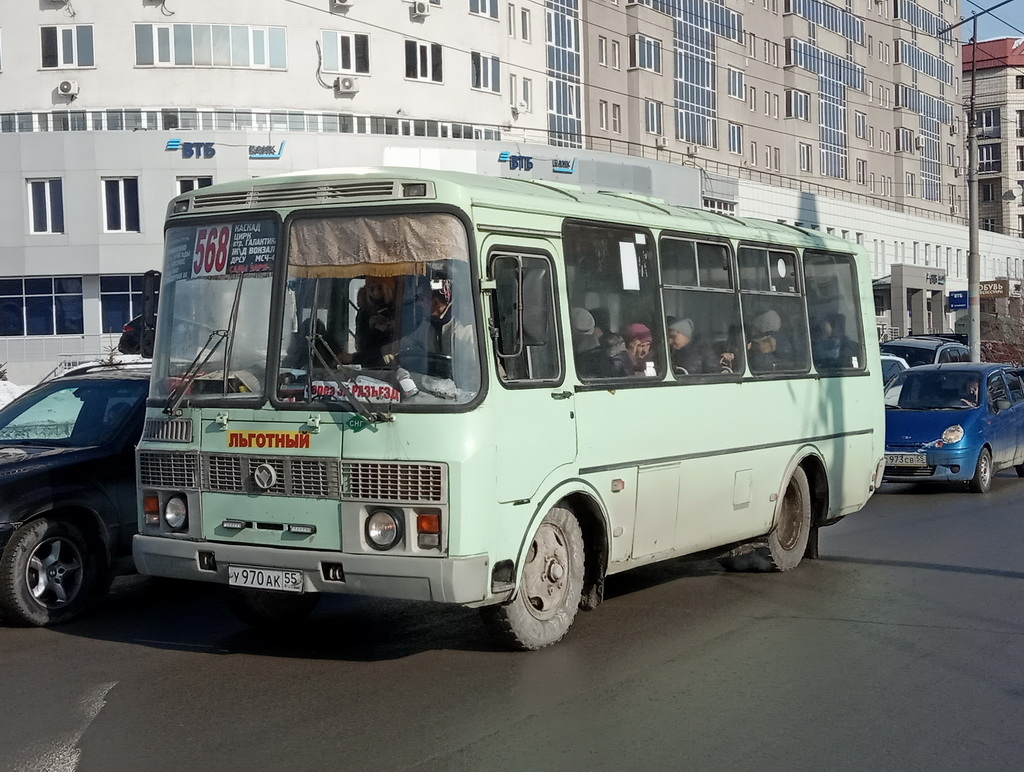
<box><xmin>58</xmin><ymin>79</ymin><xmax>79</xmax><ymax>98</ymax></box>
<box><xmin>655</xmin><ymin>136</ymin><xmax>668</xmax><ymax>148</ymax></box>
<box><xmin>334</xmin><ymin>76</ymin><xmax>360</xmax><ymax>95</ymax></box>
<box><xmin>330</xmin><ymin>0</ymin><xmax>352</xmax><ymax>8</ymax></box>
<box><xmin>914</xmin><ymin>136</ymin><xmax>925</xmax><ymax>150</ymax></box>
<box><xmin>949</xmin><ymin>122</ymin><xmax>958</xmax><ymax>135</ymax></box>
<box><xmin>951</xmin><ymin>204</ymin><xmax>961</xmax><ymax>215</ymax></box>
<box><xmin>411</xmin><ymin>0</ymin><xmax>431</xmax><ymax>17</ymax></box>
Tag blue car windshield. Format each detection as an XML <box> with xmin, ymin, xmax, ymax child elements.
<box><xmin>884</xmin><ymin>370</ymin><xmax>981</xmax><ymax>410</ymax></box>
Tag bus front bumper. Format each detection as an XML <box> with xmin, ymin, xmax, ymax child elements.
<box><xmin>133</xmin><ymin>535</ymin><xmax>490</xmax><ymax>605</ymax></box>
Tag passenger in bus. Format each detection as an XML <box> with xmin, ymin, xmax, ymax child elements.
<box><xmin>811</xmin><ymin>313</ymin><xmax>858</xmax><ymax>370</ymax></box>
<box><xmin>747</xmin><ymin>309</ymin><xmax>781</xmax><ymax>373</ymax></box>
<box><xmin>588</xmin><ymin>307</ymin><xmax>611</xmax><ymax>343</ymax></box>
<box><xmin>571</xmin><ymin>308</ymin><xmax>611</xmax><ymax>378</ymax></box>
<box><xmin>602</xmin><ymin>333</ymin><xmax>634</xmax><ymax>377</ymax></box>
<box><xmin>624</xmin><ymin>323</ymin><xmax>655</xmax><ymax>376</ymax></box>
<box><xmin>353</xmin><ymin>277</ymin><xmax>395</xmax><ymax>366</ymax></box>
<box><xmin>666</xmin><ymin>317</ymin><xmax>714</xmax><ymax>375</ymax></box>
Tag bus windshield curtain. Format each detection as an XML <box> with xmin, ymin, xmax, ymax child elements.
<box><xmin>287</xmin><ymin>213</ymin><xmax>468</xmax><ymax>279</ymax></box>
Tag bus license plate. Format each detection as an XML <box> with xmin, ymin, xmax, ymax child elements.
<box><xmin>886</xmin><ymin>453</ymin><xmax>927</xmax><ymax>467</ymax></box>
<box><xmin>227</xmin><ymin>565</ymin><xmax>303</xmax><ymax>593</ymax></box>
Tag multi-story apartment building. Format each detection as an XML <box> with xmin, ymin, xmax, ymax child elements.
<box><xmin>965</xmin><ymin>37</ymin><xmax>1024</xmax><ymax>239</ymax></box>
<box><xmin>0</xmin><ymin>0</ymin><xmax>1019</xmax><ymax>380</ymax></box>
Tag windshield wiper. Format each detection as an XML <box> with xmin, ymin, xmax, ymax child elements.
<box><xmin>303</xmin><ymin>281</ymin><xmax>389</xmax><ymax>427</ymax></box>
<box><xmin>163</xmin><ymin>329</ymin><xmax>228</xmax><ymax>415</ymax></box>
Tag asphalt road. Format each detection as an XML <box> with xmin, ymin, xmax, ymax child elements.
<box><xmin>3</xmin><ymin>474</ymin><xmax>1024</xmax><ymax>772</ymax></box>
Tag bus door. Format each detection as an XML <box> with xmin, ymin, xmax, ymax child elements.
<box><xmin>486</xmin><ymin>247</ymin><xmax>577</xmax><ymax>503</ymax></box>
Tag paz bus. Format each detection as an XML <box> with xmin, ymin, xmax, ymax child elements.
<box><xmin>133</xmin><ymin>167</ymin><xmax>885</xmax><ymax>650</ymax></box>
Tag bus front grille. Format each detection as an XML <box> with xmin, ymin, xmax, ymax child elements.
<box><xmin>143</xmin><ymin>418</ymin><xmax>194</xmax><ymax>443</ymax></box>
<box><xmin>138</xmin><ymin>451</ymin><xmax>200</xmax><ymax>488</ymax></box>
<box><xmin>341</xmin><ymin>461</ymin><xmax>446</xmax><ymax>503</ymax></box>
<box><xmin>203</xmin><ymin>454</ymin><xmax>339</xmax><ymax>498</ymax></box>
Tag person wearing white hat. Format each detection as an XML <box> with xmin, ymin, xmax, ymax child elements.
<box><xmin>747</xmin><ymin>308</ymin><xmax>782</xmax><ymax>372</ymax></box>
<box><xmin>667</xmin><ymin>316</ymin><xmax>713</xmax><ymax>375</ymax></box>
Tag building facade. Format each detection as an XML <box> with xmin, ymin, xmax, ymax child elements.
<box><xmin>0</xmin><ymin>0</ymin><xmax>1019</xmax><ymax>381</ymax></box>
<box><xmin>964</xmin><ymin>37</ymin><xmax>1024</xmax><ymax>239</ymax></box>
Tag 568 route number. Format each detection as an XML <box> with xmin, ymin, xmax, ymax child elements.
<box><xmin>192</xmin><ymin>225</ymin><xmax>233</xmax><ymax>277</ymax></box>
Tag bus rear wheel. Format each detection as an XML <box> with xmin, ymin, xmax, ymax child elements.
<box><xmin>479</xmin><ymin>506</ymin><xmax>585</xmax><ymax>651</ymax></box>
<box><xmin>227</xmin><ymin>587</ymin><xmax>319</xmax><ymax>630</ymax></box>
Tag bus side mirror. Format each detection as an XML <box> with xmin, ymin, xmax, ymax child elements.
<box><xmin>140</xmin><ymin>270</ymin><xmax>161</xmax><ymax>359</ymax></box>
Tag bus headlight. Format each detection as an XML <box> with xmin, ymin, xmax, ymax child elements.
<box><xmin>164</xmin><ymin>495</ymin><xmax>188</xmax><ymax>530</ymax></box>
<box><xmin>942</xmin><ymin>425</ymin><xmax>965</xmax><ymax>445</ymax></box>
<box><xmin>365</xmin><ymin>509</ymin><xmax>402</xmax><ymax>550</ymax></box>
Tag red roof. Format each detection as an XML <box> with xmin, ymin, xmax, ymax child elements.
<box><xmin>962</xmin><ymin>37</ymin><xmax>1024</xmax><ymax>72</ymax></box>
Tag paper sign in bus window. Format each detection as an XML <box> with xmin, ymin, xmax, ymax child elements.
<box><xmin>619</xmin><ymin>241</ymin><xmax>641</xmax><ymax>291</ymax></box>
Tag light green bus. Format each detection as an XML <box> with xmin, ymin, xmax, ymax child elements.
<box><xmin>133</xmin><ymin>167</ymin><xmax>885</xmax><ymax>650</ymax></box>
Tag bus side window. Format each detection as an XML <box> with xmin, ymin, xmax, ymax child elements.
<box><xmin>805</xmin><ymin>251</ymin><xmax>866</xmax><ymax>372</ymax></box>
<box><xmin>739</xmin><ymin>246</ymin><xmax>810</xmax><ymax>375</ymax></box>
<box><xmin>490</xmin><ymin>253</ymin><xmax>562</xmax><ymax>383</ymax></box>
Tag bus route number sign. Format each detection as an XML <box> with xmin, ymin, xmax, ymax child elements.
<box><xmin>192</xmin><ymin>225</ymin><xmax>233</xmax><ymax>277</ymax></box>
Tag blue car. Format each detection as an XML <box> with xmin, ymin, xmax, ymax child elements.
<box><xmin>883</xmin><ymin>363</ymin><xmax>1024</xmax><ymax>493</ymax></box>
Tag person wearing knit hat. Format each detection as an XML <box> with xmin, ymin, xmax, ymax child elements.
<box><xmin>667</xmin><ymin>316</ymin><xmax>709</xmax><ymax>375</ymax></box>
<box><xmin>570</xmin><ymin>307</ymin><xmax>609</xmax><ymax>378</ymax></box>
<box><xmin>623</xmin><ymin>322</ymin><xmax>654</xmax><ymax>375</ymax></box>
<box><xmin>748</xmin><ymin>308</ymin><xmax>781</xmax><ymax>372</ymax></box>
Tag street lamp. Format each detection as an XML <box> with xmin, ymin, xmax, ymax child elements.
<box><xmin>940</xmin><ymin>0</ymin><xmax>1014</xmax><ymax>362</ymax></box>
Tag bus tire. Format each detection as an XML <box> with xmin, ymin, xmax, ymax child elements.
<box><xmin>969</xmin><ymin>447</ymin><xmax>993</xmax><ymax>494</ymax></box>
<box><xmin>0</xmin><ymin>518</ymin><xmax>98</xmax><ymax>627</ymax></box>
<box><xmin>765</xmin><ymin>466</ymin><xmax>812</xmax><ymax>571</ymax></box>
<box><xmin>479</xmin><ymin>506</ymin><xmax>585</xmax><ymax>651</ymax></box>
<box><xmin>226</xmin><ymin>587</ymin><xmax>319</xmax><ymax>629</ymax></box>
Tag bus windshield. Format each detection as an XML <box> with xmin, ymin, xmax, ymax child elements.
<box><xmin>277</xmin><ymin>213</ymin><xmax>480</xmax><ymax>407</ymax></box>
<box><xmin>151</xmin><ymin>219</ymin><xmax>277</xmax><ymax>405</ymax></box>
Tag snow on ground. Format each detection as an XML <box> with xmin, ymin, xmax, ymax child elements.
<box><xmin>0</xmin><ymin>381</ymin><xmax>30</xmax><ymax>410</ymax></box>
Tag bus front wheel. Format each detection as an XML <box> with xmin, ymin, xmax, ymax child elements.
<box><xmin>227</xmin><ymin>587</ymin><xmax>319</xmax><ymax>629</ymax></box>
<box><xmin>479</xmin><ymin>506</ymin><xmax>585</xmax><ymax>651</ymax></box>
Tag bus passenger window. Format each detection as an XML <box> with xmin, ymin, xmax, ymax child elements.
<box><xmin>805</xmin><ymin>252</ymin><xmax>865</xmax><ymax>372</ymax></box>
<box><xmin>660</xmin><ymin>237</ymin><xmax>743</xmax><ymax>377</ymax></box>
<box><xmin>738</xmin><ymin>246</ymin><xmax>809</xmax><ymax>375</ymax></box>
<box><xmin>491</xmin><ymin>253</ymin><xmax>561</xmax><ymax>383</ymax></box>
<box><xmin>564</xmin><ymin>222</ymin><xmax>663</xmax><ymax>381</ymax></box>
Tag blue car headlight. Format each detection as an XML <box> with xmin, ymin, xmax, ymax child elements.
<box><xmin>942</xmin><ymin>424</ymin><xmax>965</xmax><ymax>445</ymax></box>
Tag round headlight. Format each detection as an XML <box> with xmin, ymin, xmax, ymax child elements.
<box><xmin>365</xmin><ymin>509</ymin><xmax>402</xmax><ymax>550</ymax></box>
<box><xmin>164</xmin><ymin>495</ymin><xmax>188</xmax><ymax>530</ymax></box>
<box><xmin>942</xmin><ymin>424</ymin><xmax>965</xmax><ymax>445</ymax></box>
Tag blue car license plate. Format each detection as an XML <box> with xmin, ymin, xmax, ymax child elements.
<box><xmin>885</xmin><ymin>453</ymin><xmax>927</xmax><ymax>467</ymax></box>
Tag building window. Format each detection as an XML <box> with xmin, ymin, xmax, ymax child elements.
<box><xmin>748</xmin><ymin>86</ymin><xmax>756</xmax><ymax>112</ymax></box>
<box><xmin>405</xmin><ymin>40</ymin><xmax>443</xmax><ymax>82</ymax></box>
<box><xmin>598</xmin><ymin>36</ymin><xmax>607</xmax><ymax>66</ymax></box>
<box><xmin>980</xmin><ymin>181</ymin><xmax>996</xmax><ymax>202</ymax></box>
<box><xmin>982</xmin><ymin>217</ymin><xmax>997</xmax><ymax>232</ymax></box>
<box><xmin>855</xmin><ymin>112</ymin><xmax>867</xmax><ymax>139</ymax></box>
<box><xmin>100</xmin><ymin>275</ymin><xmax>146</xmax><ymax>334</ymax></box>
<box><xmin>520</xmin><ymin>8</ymin><xmax>531</xmax><ymax>41</ymax></box>
<box><xmin>856</xmin><ymin>158</ymin><xmax>866</xmax><ymax>185</ymax></box>
<box><xmin>103</xmin><ymin>178</ymin><xmax>141</xmax><ymax>233</ymax></box>
<box><xmin>471</xmin><ymin>52</ymin><xmax>500</xmax><ymax>92</ymax></box>
<box><xmin>470</xmin><ymin>0</ymin><xmax>499</xmax><ymax>19</ymax></box>
<box><xmin>41</xmin><ymin>25</ymin><xmax>94</xmax><ymax>68</ymax></box>
<box><xmin>611</xmin><ymin>40</ymin><xmax>620</xmax><ymax>70</ymax></box>
<box><xmin>749</xmin><ymin>141</ymin><xmax>757</xmax><ymax>166</ymax></box>
<box><xmin>1017</xmin><ymin>75</ymin><xmax>1024</xmax><ymax>89</ymax></box>
<box><xmin>896</xmin><ymin>128</ymin><xmax>914</xmax><ymax>152</ymax></box>
<box><xmin>645</xmin><ymin>100</ymin><xmax>663</xmax><ymax>135</ymax></box>
<box><xmin>521</xmin><ymin>77</ymin><xmax>532</xmax><ymax>110</ymax></box>
<box><xmin>27</xmin><ymin>179</ymin><xmax>64</xmax><ymax>234</ymax></box>
<box><xmin>727</xmin><ymin>68</ymin><xmax>744</xmax><ymax>99</ymax></box>
<box><xmin>772</xmin><ymin>93</ymin><xmax>779</xmax><ymax>119</ymax></box>
<box><xmin>628</xmin><ymin>34</ymin><xmax>661</xmax><ymax>73</ymax></box>
<box><xmin>599</xmin><ymin>100</ymin><xmax>608</xmax><ymax>130</ymax></box>
<box><xmin>321</xmin><ymin>31</ymin><xmax>369</xmax><ymax>74</ymax></box>
<box><xmin>508</xmin><ymin>4</ymin><xmax>517</xmax><ymax>37</ymax></box>
<box><xmin>611</xmin><ymin>103</ymin><xmax>621</xmax><ymax>133</ymax></box>
<box><xmin>0</xmin><ymin>277</ymin><xmax>84</xmax><ymax>336</ymax></box>
<box><xmin>177</xmin><ymin>176</ymin><xmax>213</xmax><ymax>195</ymax></box>
<box><xmin>905</xmin><ymin>172</ymin><xmax>915</xmax><ymax>198</ymax></box>
<box><xmin>978</xmin><ymin>143</ymin><xmax>1001</xmax><ymax>173</ymax></box>
<box><xmin>799</xmin><ymin>142</ymin><xmax>812</xmax><ymax>172</ymax></box>
<box><xmin>728</xmin><ymin>123</ymin><xmax>743</xmax><ymax>154</ymax></box>
<box><xmin>134</xmin><ymin>24</ymin><xmax>287</xmax><ymax>69</ymax></box>
<box><xmin>977</xmin><ymin>108</ymin><xmax>1001</xmax><ymax>138</ymax></box>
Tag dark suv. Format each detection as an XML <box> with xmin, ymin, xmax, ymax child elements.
<box><xmin>0</xmin><ymin>367</ymin><xmax>149</xmax><ymax>626</ymax></box>
<box><xmin>880</xmin><ymin>336</ymin><xmax>971</xmax><ymax>368</ymax></box>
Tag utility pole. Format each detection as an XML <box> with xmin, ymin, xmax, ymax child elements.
<box><xmin>941</xmin><ymin>0</ymin><xmax>1013</xmax><ymax>362</ymax></box>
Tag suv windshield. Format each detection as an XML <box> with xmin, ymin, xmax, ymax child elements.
<box><xmin>0</xmin><ymin>378</ymin><xmax>147</xmax><ymax>446</ymax></box>
<box><xmin>879</xmin><ymin>343</ymin><xmax>936</xmax><ymax>367</ymax></box>
<box><xmin>277</xmin><ymin>213</ymin><xmax>480</xmax><ymax>408</ymax></box>
<box><xmin>150</xmin><ymin>220</ymin><xmax>277</xmax><ymax>405</ymax></box>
